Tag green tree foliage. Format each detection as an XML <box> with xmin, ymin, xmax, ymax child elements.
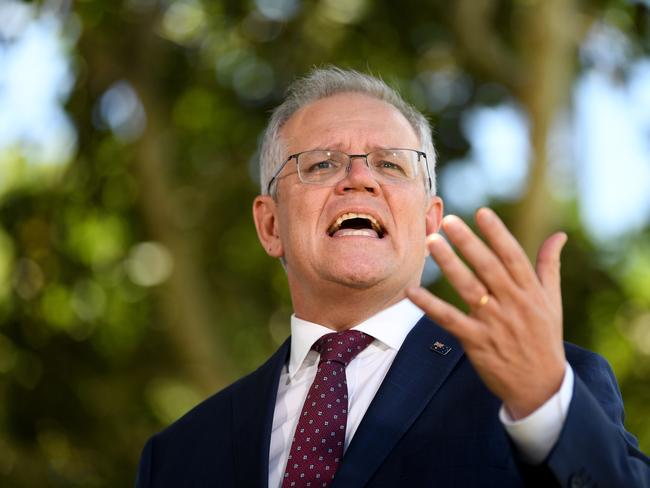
<box><xmin>0</xmin><ymin>0</ymin><xmax>649</xmax><ymax>485</ymax></box>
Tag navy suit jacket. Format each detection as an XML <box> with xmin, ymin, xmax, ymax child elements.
<box><xmin>136</xmin><ymin>316</ymin><xmax>650</xmax><ymax>487</ymax></box>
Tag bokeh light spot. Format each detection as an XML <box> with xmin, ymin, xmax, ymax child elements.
<box><xmin>40</xmin><ymin>284</ymin><xmax>76</xmax><ymax>331</ymax></box>
<box><xmin>232</xmin><ymin>57</ymin><xmax>275</xmax><ymax>102</ymax></box>
<box><xmin>125</xmin><ymin>242</ymin><xmax>174</xmax><ymax>287</ymax></box>
<box><xmin>145</xmin><ymin>378</ymin><xmax>202</xmax><ymax>424</ymax></box>
<box><xmin>255</xmin><ymin>0</ymin><xmax>300</xmax><ymax>22</ymax></box>
<box><xmin>97</xmin><ymin>81</ymin><xmax>147</xmax><ymax>142</ymax></box>
<box><xmin>320</xmin><ymin>0</ymin><xmax>369</xmax><ymax>24</ymax></box>
<box><xmin>11</xmin><ymin>258</ymin><xmax>45</xmax><ymax>300</ymax></box>
<box><xmin>160</xmin><ymin>0</ymin><xmax>206</xmax><ymax>45</ymax></box>
<box><xmin>71</xmin><ymin>279</ymin><xmax>107</xmax><ymax>323</ymax></box>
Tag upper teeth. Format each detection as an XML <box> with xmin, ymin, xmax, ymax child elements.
<box><xmin>330</xmin><ymin>212</ymin><xmax>382</xmax><ymax>233</ymax></box>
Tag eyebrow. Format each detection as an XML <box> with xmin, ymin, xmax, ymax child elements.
<box><xmin>305</xmin><ymin>143</ymin><xmax>394</xmax><ymax>153</ymax></box>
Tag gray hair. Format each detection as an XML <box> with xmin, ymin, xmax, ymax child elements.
<box><xmin>258</xmin><ymin>67</ymin><xmax>437</xmax><ymax>196</ymax></box>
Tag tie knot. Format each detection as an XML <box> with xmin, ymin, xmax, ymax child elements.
<box><xmin>313</xmin><ymin>330</ymin><xmax>374</xmax><ymax>366</ymax></box>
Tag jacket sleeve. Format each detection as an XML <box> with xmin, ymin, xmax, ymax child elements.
<box><xmin>135</xmin><ymin>436</ymin><xmax>154</xmax><ymax>488</ymax></box>
<box><xmin>546</xmin><ymin>351</ymin><xmax>650</xmax><ymax>487</ymax></box>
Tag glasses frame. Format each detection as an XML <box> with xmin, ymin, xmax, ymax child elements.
<box><xmin>266</xmin><ymin>148</ymin><xmax>432</xmax><ymax>195</ymax></box>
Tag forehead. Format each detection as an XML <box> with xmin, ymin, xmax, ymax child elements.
<box><xmin>279</xmin><ymin>92</ymin><xmax>420</xmax><ymax>153</ymax></box>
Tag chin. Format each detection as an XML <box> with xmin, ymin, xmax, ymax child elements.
<box><xmin>331</xmin><ymin>274</ymin><xmax>384</xmax><ymax>290</ymax></box>
<box><xmin>322</xmin><ymin>262</ymin><xmax>393</xmax><ymax>290</ymax></box>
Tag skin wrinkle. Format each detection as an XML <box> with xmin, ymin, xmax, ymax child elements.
<box><xmin>407</xmin><ymin>207</ymin><xmax>567</xmax><ymax>418</ymax></box>
<box><xmin>254</xmin><ymin>84</ymin><xmax>566</xmax><ymax>419</ymax></box>
<box><xmin>253</xmin><ymin>92</ymin><xmax>443</xmax><ymax>329</ymax></box>
<box><xmin>258</xmin><ymin>68</ymin><xmax>437</xmax><ymax>198</ymax></box>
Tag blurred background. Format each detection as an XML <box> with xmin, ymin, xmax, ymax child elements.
<box><xmin>0</xmin><ymin>0</ymin><xmax>649</xmax><ymax>485</ymax></box>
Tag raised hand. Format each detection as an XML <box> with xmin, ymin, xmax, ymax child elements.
<box><xmin>407</xmin><ymin>207</ymin><xmax>568</xmax><ymax>419</ymax></box>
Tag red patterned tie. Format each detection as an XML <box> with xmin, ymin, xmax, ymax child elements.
<box><xmin>282</xmin><ymin>330</ymin><xmax>374</xmax><ymax>488</ymax></box>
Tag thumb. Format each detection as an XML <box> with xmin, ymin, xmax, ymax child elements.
<box><xmin>536</xmin><ymin>231</ymin><xmax>568</xmax><ymax>298</ymax></box>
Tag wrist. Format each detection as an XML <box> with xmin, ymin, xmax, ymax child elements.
<box><xmin>505</xmin><ymin>365</ymin><xmax>566</xmax><ymax>420</ymax></box>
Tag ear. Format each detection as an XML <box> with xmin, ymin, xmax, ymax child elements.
<box><xmin>252</xmin><ymin>195</ymin><xmax>284</xmax><ymax>258</ymax></box>
<box><xmin>425</xmin><ymin>195</ymin><xmax>444</xmax><ymax>235</ymax></box>
<box><xmin>424</xmin><ymin>196</ymin><xmax>443</xmax><ymax>256</ymax></box>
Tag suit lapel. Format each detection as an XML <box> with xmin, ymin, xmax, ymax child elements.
<box><xmin>332</xmin><ymin>316</ymin><xmax>464</xmax><ymax>487</ymax></box>
<box><xmin>232</xmin><ymin>339</ymin><xmax>290</xmax><ymax>488</ymax></box>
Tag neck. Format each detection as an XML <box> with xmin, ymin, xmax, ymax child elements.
<box><xmin>289</xmin><ymin>279</ymin><xmax>413</xmax><ymax>331</ymax></box>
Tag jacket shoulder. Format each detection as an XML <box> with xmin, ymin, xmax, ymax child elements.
<box><xmin>136</xmin><ymin>340</ymin><xmax>290</xmax><ymax>487</ymax></box>
<box><xmin>153</xmin><ymin>343</ymin><xmax>286</xmax><ymax>450</ymax></box>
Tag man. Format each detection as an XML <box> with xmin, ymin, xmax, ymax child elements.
<box><xmin>136</xmin><ymin>68</ymin><xmax>649</xmax><ymax>487</ymax></box>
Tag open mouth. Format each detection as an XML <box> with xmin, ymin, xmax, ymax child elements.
<box><xmin>327</xmin><ymin>212</ymin><xmax>386</xmax><ymax>238</ymax></box>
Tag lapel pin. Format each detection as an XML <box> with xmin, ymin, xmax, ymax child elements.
<box><xmin>430</xmin><ymin>341</ymin><xmax>451</xmax><ymax>356</ymax></box>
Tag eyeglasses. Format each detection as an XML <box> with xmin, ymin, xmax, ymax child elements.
<box><xmin>267</xmin><ymin>148</ymin><xmax>431</xmax><ymax>195</ymax></box>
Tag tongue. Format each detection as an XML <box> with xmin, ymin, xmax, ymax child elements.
<box><xmin>332</xmin><ymin>228</ymin><xmax>379</xmax><ymax>238</ymax></box>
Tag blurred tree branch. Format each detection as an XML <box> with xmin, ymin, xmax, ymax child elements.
<box><xmin>76</xmin><ymin>8</ymin><xmax>235</xmax><ymax>393</ymax></box>
<box><xmin>453</xmin><ymin>0</ymin><xmax>578</xmax><ymax>256</ymax></box>
<box><xmin>514</xmin><ymin>0</ymin><xmax>578</xmax><ymax>256</ymax></box>
<box><xmin>452</xmin><ymin>0</ymin><xmax>523</xmax><ymax>90</ymax></box>
<box><xmin>3</xmin><ymin>2</ymin><xmax>649</xmax><ymax>485</ymax></box>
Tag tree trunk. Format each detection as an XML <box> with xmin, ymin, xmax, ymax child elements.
<box><xmin>514</xmin><ymin>0</ymin><xmax>577</xmax><ymax>258</ymax></box>
<box><xmin>77</xmin><ymin>10</ymin><xmax>236</xmax><ymax>394</ymax></box>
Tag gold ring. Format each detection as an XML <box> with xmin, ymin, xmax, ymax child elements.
<box><xmin>478</xmin><ymin>294</ymin><xmax>490</xmax><ymax>308</ymax></box>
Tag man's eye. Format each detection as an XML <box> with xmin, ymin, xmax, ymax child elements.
<box><xmin>376</xmin><ymin>160</ymin><xmax>407</xmax><ymax>175</ymax></box>
<box><xmin>306</xmin><ymin>160</ymin><xmax>336</xmax><ymax>173</ymax></box>
<box><xmin>379</xmin><ymin>161</ymin><xmax>399</xmax><ymax>169</ymax></box>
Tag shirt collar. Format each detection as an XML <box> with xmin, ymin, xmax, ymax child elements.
<box><xmin>287</xmin><ymin>298</ymin><xmax>424</xmax><ymax>378</ymax></box>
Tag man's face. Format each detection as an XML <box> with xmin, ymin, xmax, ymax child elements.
<box><xmin>254</xmin><ymin>92</ymin><xmax>442</xmax><ymax>309</ymax></box>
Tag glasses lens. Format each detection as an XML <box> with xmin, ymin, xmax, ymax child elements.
<box><xmin>368</xmin><ymin>149</ymin><xmax>419</xmax><ymax>181</ymax></box>
<box><xmin>297</xmin><ymin>151</ymin><xmax>346</xmax><ymax>184</ymax></box>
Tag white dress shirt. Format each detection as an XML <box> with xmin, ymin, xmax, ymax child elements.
<box><xmin>268</xmin><ymin>299</ymin><xmax>573</xmax><ymax>487</ymax></box>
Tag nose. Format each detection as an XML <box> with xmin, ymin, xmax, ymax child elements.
<box><xmin>334</xmin><ymin>156</ymin><xmax>381</xmax><ymax>195</ymax></box>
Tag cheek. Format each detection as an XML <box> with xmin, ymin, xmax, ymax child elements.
<box><xmin>278</xmin><ymin>202</ymin><xmax>322</xmax><ymax>250</ymax></box>
<box><xmin>398</xmin><ymin>208</ymin><xmax>430</xmax><ymax>256</ymax></box>
<box><xmin>397</xmin><ymin>199</ymin><xmax>429</xmax><ymax>233</ymax></box>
